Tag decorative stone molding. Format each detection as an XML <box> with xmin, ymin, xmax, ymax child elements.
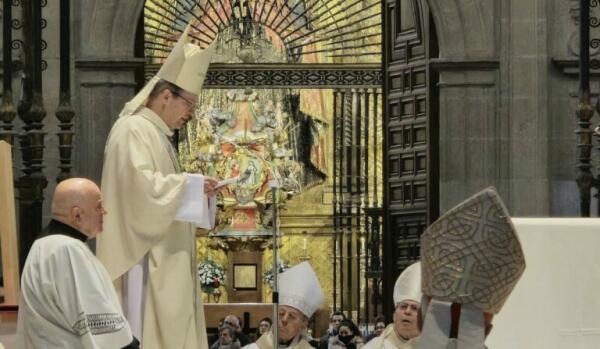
<box><xmin>426</xmin><ymin>0</ymin><xmax>496</xmax><ymax>60</ymax></box>
<box><xmin>145</xmin><ymin>63</ymin><xmax>383</xmax><ymax>88</ymax></box>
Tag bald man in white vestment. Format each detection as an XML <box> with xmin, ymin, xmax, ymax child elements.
<box><xmin>95</xmin><ymin>25</ymin><xmax>219</xmax><ymax>349</ymax></box>
<box><xmin>16</xmin><ymin>178</ymin><xmax>138</xmax><ymax>349</ymax></box>
<box><xmin>244</xmin><ymin>262</ymin><xmax>325</xmax><ymax>349</ymax></box>
<box><xmin>416</xmin><ymin>187</ymin><xmax>526</xmax><ymax>349</ymax></box>
<box><xmin>363</xmin><ymin>262</ymin><xmax>421</xmax><ymax>349</ymax></box>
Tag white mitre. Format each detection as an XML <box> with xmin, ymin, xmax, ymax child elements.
<box><xmin>119</xmin><ymin>24</ymin><xmax>217</xmax><ymax>117</ymax></box>
<box><xmin>393</xmin><ymin>261</ymin><xmax>422</xmax><ymax>305</ymax></box>
<box><xmin>279</xmin><ymin>262</ymin><xmax>325</xmax><ymax>318</ymax></box>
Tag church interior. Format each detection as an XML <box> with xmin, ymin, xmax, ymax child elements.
<box><xmin>1</xmin><ymin>0</ymin><xmax>600</xmax><ymax>348</ymax></box>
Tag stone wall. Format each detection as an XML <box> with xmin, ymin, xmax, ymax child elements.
<box><xmin>428</xmin><ymin>0</ymin><xmax>587</xmax><ymax>216</ymax></box>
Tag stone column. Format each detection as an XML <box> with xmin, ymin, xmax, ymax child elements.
<box><xmin>428</xmin><ymin>0</ymin><xmax>551</xmax><ymax>215</ymax></box>
<box><xmin>72</xmin><ymin>0</ymin><xmax>144</xmax><ymax>182</ymax></box>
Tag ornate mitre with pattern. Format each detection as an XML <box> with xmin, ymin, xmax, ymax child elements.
<box><xmin>418</xmin><ymin>187</ymin><xmax>526</xmax><ymax>349</ymax></box>
<box><xmin>119</xmin><ymin>23</ymin><xmax>217</xmax><ymax>117</ymax></box>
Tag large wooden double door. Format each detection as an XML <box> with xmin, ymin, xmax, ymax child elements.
<box><xmin>382</xmin><ymin>0</ymin><xmax>438</xmax><ymax>319</ymax></box>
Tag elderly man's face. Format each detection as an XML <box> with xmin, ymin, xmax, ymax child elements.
<box><xmin>224</xmin><ymin>315</ymin><xmax>240</xmax><ymax>331</ymax></box>
<box><xmin>393</xmin><ymin>300</ymin><xmax>420</xmax><ymax>340</ymax></box>
<box><xmin>77</xmin><ymin>188</ymin><xmax>107</xmax><ymax>238</ymax></box>
<box><xmin>219</xmin><ymin>328</ymin><xmax>233</xmax><ymax>345</ymax></box>
<box><xmin>278</xmin><ymin>305</ymin><xmax>307</xmax><ymax>342</ymax></box>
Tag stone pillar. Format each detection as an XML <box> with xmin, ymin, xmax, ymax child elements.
<box><xmin>428</xmin><ymin>0</ymin><xmax>551</xmax><ymax>216</ymax></box>
<box><xmin>499</xmin><ymin>0</ymin><xmax>550</xmax><ymax>215</ymax></box>
<box><xmin>433</xmin><ymin>61</ymin><xmax>503</xmax><ymax>212</ymax></box>
<box><xmin>72</xmin><ymin>0</ymin><xmax>144</xmax><ymax>182</ymax></box>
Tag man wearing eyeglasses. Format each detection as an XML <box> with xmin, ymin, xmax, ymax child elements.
<box><xmin>96</xmin><ymin>24</ymin><xmax>220</xmax><ymax>349</ymax></box>
<box><xmin>363</xmin><ymin>262</ymin><xmax>421</xmax><ymax>349</ymax></box>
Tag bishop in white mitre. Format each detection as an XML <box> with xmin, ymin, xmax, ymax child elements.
<box><xmin>364</xmin><ymin>262</ymin><xmax>422</xmax><ymax>349</ymax></box>
<box><xmin>96</xmin><ymin>24</ymin><xmax>218</xmax><ymax>349</ymax></box>
<box><xmin>244</xmin><ymin>262</ymin><xmax>325</xmax><ymax>349</ymax></box>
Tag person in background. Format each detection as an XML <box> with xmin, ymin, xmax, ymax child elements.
<box><xmin>211</xmin><ymin>326</ymin><xmax>241</xmax><ymax>349</ymax></box>
<box><xmin>319</xmin><ymin>311</ymin><xmax>347</xmax><ymax>349</ymax></box>
<box><xmin>224</xmin><ymin>314</ymin><xmax>251</xmax><ymax>346</ymax></box>
<box><xmin>365</xmin><ymin>317</ymin><xmax>386</xmax><ymax>343</ymax></box>
<box><xmin>258</xmin><ymin>318</ymin><xmax>273</xmax><ymax>336</ymax></box>
<box><xmin>328</xmin><ymin>319</ymin><xmax>364</xmax><ymax>349</ymax></box>
<box><xmin>209</xmin><ymin>317</ymin><xmax>227</xmax><ymax>347</ymax></box>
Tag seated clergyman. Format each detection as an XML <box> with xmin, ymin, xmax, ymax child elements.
<box><xmin>244</xmin><ymin>262</ymin><xmax>325</xmax><ymax>349</ymax></box>
<box><xmin>16</xmin><ymin>178</ymin><xmax>139</xmax><ymax>349</ymax></box>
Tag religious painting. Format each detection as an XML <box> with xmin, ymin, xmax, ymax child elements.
<box><xmin>233</xmin><ymin>264</ymin><xmax>258</xmax><ymax>290</ymax></box>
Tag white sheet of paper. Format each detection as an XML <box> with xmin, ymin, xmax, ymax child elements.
<box><xmin>175</xmin><ymin>174</ymin><xmax>213</xmax><ymax>229</ymax></box>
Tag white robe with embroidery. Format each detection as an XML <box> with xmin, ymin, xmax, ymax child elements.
<box><xmin>363</xmin><ymin>325</ymin><xmax>418</xmax><ymax>349</ymax></box>
<box><xmin>96</xmin><ymin>107</ymin><xmax>215</xmax><ymax>349</ymax></box>
<box><xmin>16</xmin><ymin>235</ymin><xmax>133</xmax><ymax>349</ymax></box>
<box><xmin>243</xmin><ymin>332</ymin><xmax>313</xmax><ymax>349</ymax></box>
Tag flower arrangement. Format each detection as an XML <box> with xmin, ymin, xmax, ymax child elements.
<box><xmin>198</xmin><ymin>259</ymin><xmax>226</xmax><ymax>294</ymax></box>
<box><xmin>263</xmin><ymin>259</ymin><xmax>290</xmax><ymax>288</ymax></box>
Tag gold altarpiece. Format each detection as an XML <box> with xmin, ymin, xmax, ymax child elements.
<box><xmin>145</xmin><ymin>0</ymin><xmax>383</xmax><ymax>328</ymax></box>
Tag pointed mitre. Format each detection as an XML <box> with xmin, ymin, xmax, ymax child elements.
<box><xmin>393</xmin><ymin>261</ymin><xmax>422</xmax><ymax>304</ymax></box>
<box><xmin>119</xmin><ymin>24</ymin><xmax>217</xmax><ymax>117</ymax></box>
<box><xmin>279</xmin><ymin>262</ymin><xmax>325</xmax><ymax>318</ymax></box>
<box><xmin>420</xmin><ymin>187</ymin><xmax>526</xmax><ymax>314</ymax></box>
<box><xmin>417</xmin><ymin>188</ymin><xmax>526</xmax><ymax>349</ymax></box>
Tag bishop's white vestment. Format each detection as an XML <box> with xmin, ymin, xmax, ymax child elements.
<box><xmin>16</xmin><ymin>221</ymin><xmax>134</xmax><ymax>349</ymax></box>
<box><xmin>243</xmin><ymin>332</ymin><xmax>314</xmax><ymax>349</ymax></box>
<box><xmin>96</xmin><ymin>107</ymin><xmax>214</xmax><ymax>349</ymax></box>
<box><xmin>363</xmin><ymin>325</ymin><xmax>418</xmax><ymax>349</ymax></box>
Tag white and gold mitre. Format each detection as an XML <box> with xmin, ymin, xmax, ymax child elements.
<box><xmin>157</xmin><ymin>25</ymin><xmax>215</xmax><ymax>94</ymax></box>
<box><xmin>393</xmin><ymin>261</ymin><xmax>422</xmax><ymax>305</ymax></box>
<box><xmin>420</xmin><ymin>187</ymin><xmax>526</xmax><ymax>314</ymax></box>
<box><xmin>119</xmin><ymin>24</ymin><xmax>217</xmax><ymax>117</ymax></box>
<box><xmin>278</xmin><ymin>262</ymin><xmax>324</xmax><ymax>318</ymax></box>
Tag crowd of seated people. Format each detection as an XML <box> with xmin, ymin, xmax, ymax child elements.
<box><xmin>208</xmin><ymin>313</ymin><xmax>387</xmax><ymax>349</ymax></box>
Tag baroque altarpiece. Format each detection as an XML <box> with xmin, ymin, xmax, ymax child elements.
<box><xmin>143</xmin><ymin>0</ymin><xmax>383</xmax><ymax>326</ymax></box>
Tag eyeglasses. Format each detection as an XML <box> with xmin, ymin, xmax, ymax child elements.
<box><xmin>170</xmin><ymin>90</ymin><xmax>199</xmax><ymax>112</ymax></box>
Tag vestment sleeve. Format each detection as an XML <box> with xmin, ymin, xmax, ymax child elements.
<box><xmin>50</xmin><ymin>242</ymin><xmax>134</xmax><ymax>348</ymax></box>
